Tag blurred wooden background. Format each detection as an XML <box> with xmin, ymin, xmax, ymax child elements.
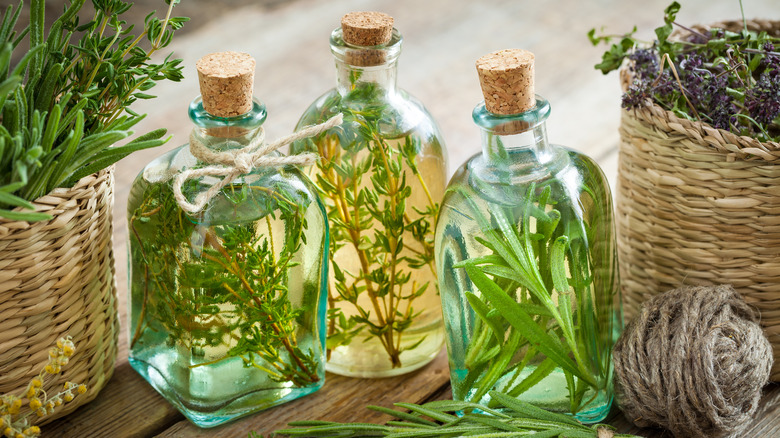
<box><xmin>11</xmin><ymin>0</ymin><xmax>777</xmax><ymax>436</ymax></box>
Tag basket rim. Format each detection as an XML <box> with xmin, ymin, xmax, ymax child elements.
<box><xmin>0</xmin><ymin>167</ymin><xmax>114</xmax><ymax>227</ymax></box>
<box><xmin>620</xmin><ymin>18</ymin><xmax>780</xmax><ymax>162</ymax></box>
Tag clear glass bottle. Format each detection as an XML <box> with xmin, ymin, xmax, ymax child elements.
<box><xmin>290</xmin><ymin>12</ymin><xmax>447</xmax><ymax>377</ymax></box>
<box><xmin>435</xmin><ymin>50</ymin><xmax>621</xmax><ymax>423</ymax></box>
<box><xmin>127</xmin><ymin>53</ymin><xmax>327</xmax><ymax>427</ymax></box>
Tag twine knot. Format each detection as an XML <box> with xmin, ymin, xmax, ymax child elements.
<box><xmin>173</xmin><ymin>113</ymin><xmax>342</xmax><ymax>213</ymax></box>
<box><xmin>613</xmin><ymin>285</ymin><xmax>773</xmax><ymax>438</ymax></box>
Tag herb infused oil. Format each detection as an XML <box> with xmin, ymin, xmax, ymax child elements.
<box><xmin>435</xmin><ymin>50</ymin><xmax>622</xmax><ymax>423</ymax></box>
<box><xmin>291</xmin><ymin>12</ymin><xmax>447</xmax><ymax>377</ymax></box>
<box><xmin>128</xmin><ymin>52</ymin><xmax>328</xmax><ymax>427</ymax></box>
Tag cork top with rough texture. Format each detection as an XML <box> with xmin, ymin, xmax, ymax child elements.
<box><xmin>196</xmin><ymin>51</ymin><xmax>255</xmax><ymax>118</ymax></box>
<box><xmin>476</xmin><ymin>49</ymin><xmax>535</xmax><ymax>115</ymax></box>
<box><xmin>341</xmin><ymin>11</ymin><xmax>394</xmax><ymax>46</ymax></box>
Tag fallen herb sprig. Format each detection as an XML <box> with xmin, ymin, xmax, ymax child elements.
<box><xmin>269</xmin><ymin>391</ymin><xmax>638</xmax><ymax>438</ymax></box>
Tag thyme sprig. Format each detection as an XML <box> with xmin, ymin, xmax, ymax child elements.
<box><xmin>299</xmin><ymin>80</ymin><xmax>439</xmax><ymax>368</ymax></box>
<box><xmin>270</xmin><ymin>390</ymin><xmax>639</xmax><ymax>438</ymax></box>
<box><xmin>130</xmin><ymin>180</ymin><xmax>320</xmax><ymax>386</ymax></box>
<box><xmin>0</xmin><ymin>0</ymin><xmax>186</xmax><ymax>221</ymax></box>
<box><xmin>589</xmin><ymin>1</ymin><xmax>780</xmax><ymax>141</ymax></box>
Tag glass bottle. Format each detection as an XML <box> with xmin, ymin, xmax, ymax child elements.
<box><xmin>435</xmin><ymin>50</ymin><xmax>621</xmax><ymax>423</ymax></box>
<box><xmin>290</xmin><ymin>12</ymin><xmax>447</xmax><ymax>377</ymax></box>
<box><xmin>127</xmin><ymin>52</ymin><xmax>328</xmax><ymax>427</ymax></box>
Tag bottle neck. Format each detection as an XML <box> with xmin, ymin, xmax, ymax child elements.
<box><xmin>188</xmin><ymin>97</ymin><xmax>267</xmax><ymax>151</ymax></box>
<box><xmin>330</xmin><ymin>27</ymin><xmax>403</xmax><ymax>97</ymax></box>
<box><xmin>335</xmin><ymin>58</ymin><xmax>398</xmax><ymax>96</ymax></box>
<box><xmin>473</xmin><ymin>97</ymin><xmax>553</xmax><ymax>165</ymax></box>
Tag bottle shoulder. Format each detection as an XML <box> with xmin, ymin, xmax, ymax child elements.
<box><xmin>129</xmin><ymin>143</ymin><xmax>325</xmax><ymax>226</ymax></box>
<box><xmin>442</xmin><ymin>145</ymin><xmax>612</xmax><ymax>210</ymax></box>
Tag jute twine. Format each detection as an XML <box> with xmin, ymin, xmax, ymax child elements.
<box><xmin>173</xmin><ymin>114</ymin><xmax>343</xmax><ymax>214</ymax></box>
<box><xmin>0</xmin><ymin>168</ymin><xmax>118</xmax><ymax>424</ymax></box>
<box><xmin>613</xmin><ymin>285</ymin><xmax>772</xmax><ymax>437</ymax></box>
<box><xmin>616</xmin><ymin>19</ymin><xmax>780</xmax><ymax>379</ymax></box>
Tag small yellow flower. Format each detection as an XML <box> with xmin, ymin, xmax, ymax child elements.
<box><xmin>3</xmin><ymin>427</ymin><xmax>12</xmax><ymax>437</ymax></box>
<box><xmin>7</xmin><ymin>399</ymin><xmax>20</xmax><ymax>415</ymax></box>
<box><xmin>56</xmin><ymin>339</ymin><xmax>63</xmax><ymax>349</ymax></box>
<box><xmin>28</xmin><ymin>398</ymin><xmax>41</xmax><ymax>411</ymax></box>
<box><xmin>35</xmin><ymin>409</ymin><xmax>45</xmax><ymax>418</ymax></box>
<box><xmin>44</xmin><ymin>365</ymin><xmax>55</xmax><ymax>375</ymax></box>
<box><xmin>63</xmin><ymin>393</ymin><xmax>73</xmax><ymax>403</ymax></box>
<box><xmin>52</xmin><ymin>398</ymin><xmax>62</xmax><ymax>407</ymax></box>
<box><xmin>30</xmin><ymin>378</ymin><xmax>42</xmax><ymax>388</ymax></box>
<box><xmin>27</xmin><ymin>426</ymin><xmax>40</xmax><ymax>434</ymax></box>
<box><xmin>45</xmin><ymin>401</ymin><xmax>54</xmax><ymax>410</ymax></box>
<box><xmin>77</xmin><ymin>385</ymin><xmax>86</xmax><ymax>394</ymax></box>
<box><xmin>25</xmin><ymin>387</ymin><xmax>35</xmax><ymax>399</ymax></box>
<box><xmin>14</xmin><ymin>432</ymin><xmax>23</xmax><ymax>438</ymax></box>
<box><xmin>62</xmin><ymin>345</ymin><xmax>74</xmax><ymax>357</ymax></box>
<box><xmin>0</xmin><ymin>418</ymin><xmax>4</xmax><ymax>428</ymax></box>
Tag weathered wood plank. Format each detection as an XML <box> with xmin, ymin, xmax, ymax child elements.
<box><xmin>43</xmin><ymin>361</ymin><xmax>182</xmax><ymax>438</ymax></box>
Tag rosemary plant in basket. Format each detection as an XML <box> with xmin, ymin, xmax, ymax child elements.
<box><xmin>589</xmin><ymin>1</ymin><xmax>780</xmax><ymax>142</ymax></box>
<box><xmin>0</xmin><ymin>0</ymin><xmax>187</xmax><ymax>221</ymax></box>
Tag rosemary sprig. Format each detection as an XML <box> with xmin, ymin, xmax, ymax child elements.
<box><xmin>297</xmin><ymin>80</ymin><xmax>440</xmax><ymax>368</ymax></box>
<box><xmin>450</xmin><ymin>176</ymin><xmax>616</xmax><ymax>416</ymax></box>
<box><xmin>0</xmin><ymin>0</ymin><xmax>186</xmax><ymax>221</ymax></box>
<box><xmin>270</xmin><ymin>390</ymin><xmax>639</xmax><ymax>438</ymax></box>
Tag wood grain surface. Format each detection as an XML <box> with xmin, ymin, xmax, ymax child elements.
<box><xmin>40</xmin><ymin>0</ymin><xmax>780</xmax><ymax>436</ymax></box>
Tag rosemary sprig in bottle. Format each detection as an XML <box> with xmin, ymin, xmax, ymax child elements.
<box><xmin>270</xmin><ymin>390</ymin><xmax>638</xmax><ymax>438</ymax></box>
<box><xmin>452</xmin><ymin>179</ymin><xmax>616</xmax><ymax>415</ymax></box>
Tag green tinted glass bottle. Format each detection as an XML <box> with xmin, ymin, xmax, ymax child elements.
<box><xmin>127</xmin><ymin>52</ymin><xmax>328</xmax><ymax>427</ymax></box>
<box><xmin>290</xmin><ymin>12</ymin><xmax>447</xmax><ymax>377</ymax></box>
<box><xmin>435</xmin><ymin>50</ymin><xmax>622</xmax><ymax>423</ymax></box>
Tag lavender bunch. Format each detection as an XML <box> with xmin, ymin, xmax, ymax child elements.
<box><xmin>589</xmin><ymin>2</ymin><xmax>780</xmax><ymax>142</ymax></box>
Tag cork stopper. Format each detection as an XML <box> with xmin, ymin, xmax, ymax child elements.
<box><xmin>341</xmin><ymin>12</ymin><xmax>394</xmax><ymax>46</ymax></box>
<box><xmin>476</xmin><ymin>49</ymin><xmax>535</xmax><ymax>115</ymax></box>
<box><xmin>196</xmin><ymin>51</ymin><xmax>255</xmax><ymax>118</ymax></box>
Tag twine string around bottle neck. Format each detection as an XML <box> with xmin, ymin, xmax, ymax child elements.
<box><xmin>173</xmin><ymin>113</ymin><xmax>343</xmax><ymax>214</ymax></box>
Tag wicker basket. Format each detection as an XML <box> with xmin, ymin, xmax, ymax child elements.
<box><xmin>0</xmin><ymin>168</ymin><xmax>119</xmax><ymax>423</ymax></box>
<box><xmin>617</xmin><ymin>19</ymin><xmax>780</xmax><ymax>380</ymax></box>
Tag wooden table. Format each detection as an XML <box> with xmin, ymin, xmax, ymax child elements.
<box><xmin>43</xmin><ymin>0</ymin><xmax>780</xmax><ymax>436</ymax></box>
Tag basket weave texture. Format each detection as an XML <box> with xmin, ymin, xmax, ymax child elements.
<box><xmin>617</xmin><ymin>19</ymin><xmax>780</xmax><ymax>380</ymax></box>
<box><xmin>0</xmin><ymin>168</ymin><xmax>118</xmax><ymax>423</ymax></box>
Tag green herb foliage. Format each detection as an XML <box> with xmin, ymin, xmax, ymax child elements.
<box><xmin>0</xmin><ymin>0</ymin><xmax>186</xmax><ymax>221</ymax></box>
<box><xmin>129</xmin><ymin>180</ymin><xmax>320</xmax><ymax>386</ymax></box>
<box><xmin>268</xmin><ymin>390</ymin><xmax>639</xmax><ymax>438</ymax></box>
<box><xmin>589</xmin><ymin>1</ymin><xmax>780</xmax><ymax>141</ymax></box>
<box><xmin>296</xmin><ymin>79</ymin><xmax>440</xmax><ymax>368</ymax></box>
<box><xmin>452</xmin><ymin>178</ymin><xmax>615</xmax><ymax>415</ymax></box>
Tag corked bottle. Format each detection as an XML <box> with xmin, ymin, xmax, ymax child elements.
<box><xmin>291</xmin><ymin>11</ymin><xmax>448</xmax><ymax>377</ymax></box>
<box><xmin>127</xmin><ymin>52</ymin><xmax>330</xmax><ymax>427</ymax></box>
<box><xmin>434</xmin><ymin>49</ymin><xmax>622</xmax><ymax>423</ymax></box>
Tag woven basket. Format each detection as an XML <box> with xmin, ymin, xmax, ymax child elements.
<box><xmin>0</xmin><ymin>168</ymin><xmax>119</xmax><ymax>423</ymax></box>
<box><xmin>617</xmin><ymin>19</ymin><xmax>780</xmax><ymax>380</ymax></box>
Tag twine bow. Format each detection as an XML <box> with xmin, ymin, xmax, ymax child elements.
<box><xmin>173</xmin><ymin>113</ymin><xmax>343</xmax><ymax>214</ymax></box>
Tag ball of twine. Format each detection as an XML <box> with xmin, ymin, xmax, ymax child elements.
<box><xmin>613</xmin><ymin>285</ymin><xmax>773</xmax><ymax>437</ymax></box>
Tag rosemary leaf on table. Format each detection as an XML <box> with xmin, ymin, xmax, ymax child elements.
<box><xmin>269</xmin><ymin>390</ymin><xmax>639</xmax><ymax>438</ymax></box>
